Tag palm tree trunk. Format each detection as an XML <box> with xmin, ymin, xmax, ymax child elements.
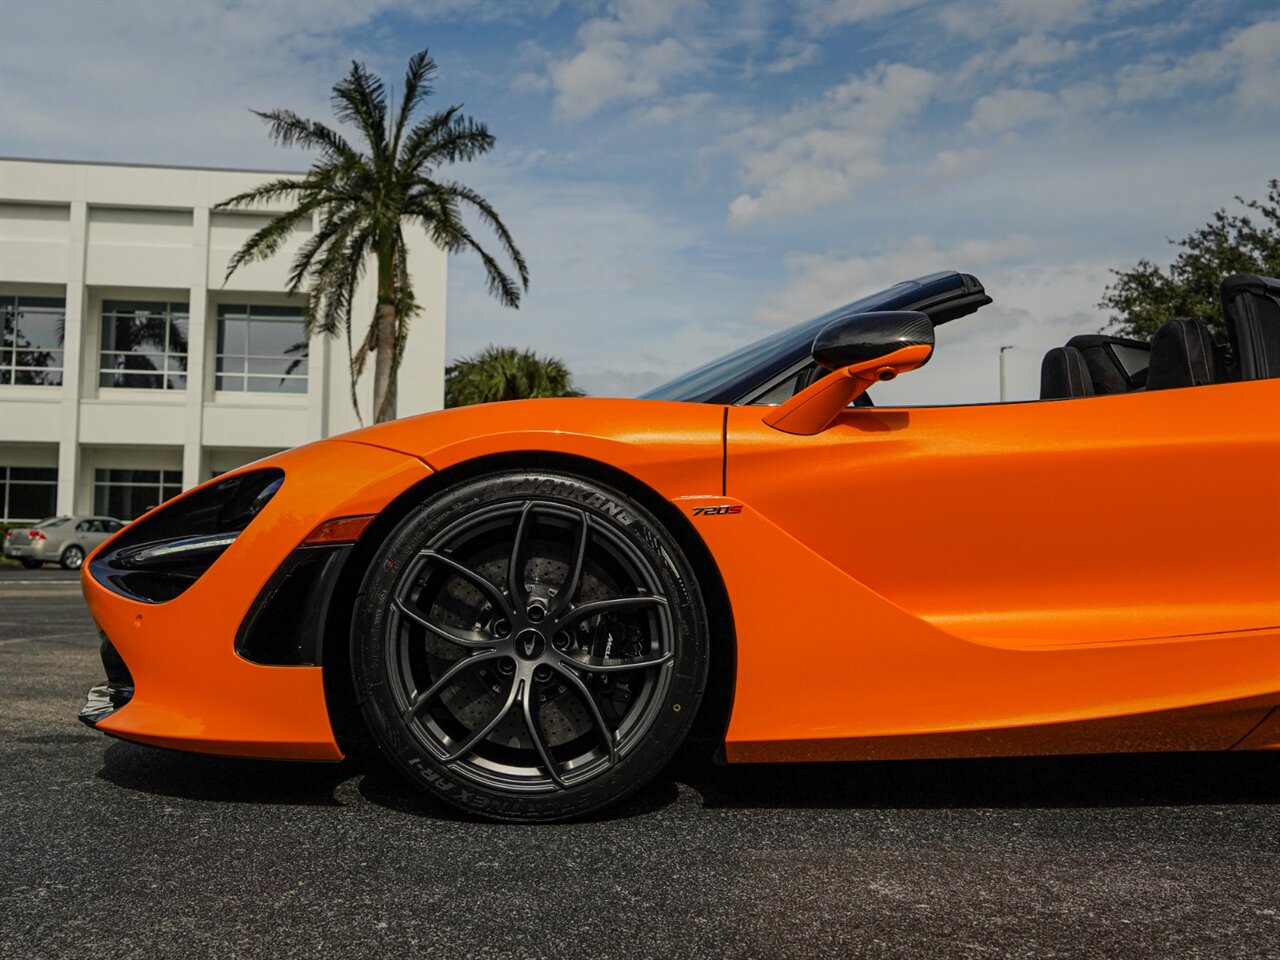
<box><xmin>372</xmin><ymin>301</ymin><xmax>397</xmax><ymax>422</ymax></box>
<box><xmin>372</xmin><ymin>242</ymin><xmax>397</xmax><ymax>423</ymax></box>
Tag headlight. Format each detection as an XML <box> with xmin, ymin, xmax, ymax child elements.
<box><xmin>89</xmin><ymin>468</ymin><xmax>284</xmax><ymax>603</ymax></box>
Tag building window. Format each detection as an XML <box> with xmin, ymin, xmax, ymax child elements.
<box><xmin>0</xmin><ymin>466</ymin><xmax>58</xmax><ymax>521</ymax></box>
<box><xmin>99</xmin><ymin>300</ymin><xmax>189</xmax><ymax>390</ymax></box>
<box><xmin>93</xmin><ymin>468</ymin><xmax>182</xmax><ymax>521</ymax></box>
<box><xmin>1</xmin><ymin>295</ymin><xmax>65</xmax><ymax>386</ymax></box>
<box><xmin>216</xmin><ymin>304</ymin><xmax>309</xmax><ymax>394</ymax></box>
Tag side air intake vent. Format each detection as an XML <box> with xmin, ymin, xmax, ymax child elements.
<box><xmin>90</xmin><ymin>468</ymin><xmax>284</xmax><ymax>603</ymax></box>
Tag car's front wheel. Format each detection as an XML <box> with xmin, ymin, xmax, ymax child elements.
<box><xmin>60</xmin><ymin>545</ymin><xmax>84</xmax><ymax>570</ymax></box>
<box><xmin>351</xmin><ymin>470</ymin><xmax>709</xmax><ymax>822</ymax></box>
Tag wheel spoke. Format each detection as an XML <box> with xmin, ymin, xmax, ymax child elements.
<box><xmin>520</xmin><ymin>680</ymin><xmax>566</xmax><ymax>788</ymax></box>
<box><xmin>557</xmin><ymin>650</ymin><xmax>674</xmax><ymax>674</ymax></box>
<box><xmin>546</xmin><ymin>508</ymin><xmax>589</xmax><ymax>619</ymax></box>
<box><xmin>419</xmin><ymin>549</ymin><xmax>513</xmax><ymax>619</ymax></box>
<box><xmin>552</xmin><ymin>663</ymin><xmax>618</xmax><ymax>767</ymax></box>
<box><xmin>441</xmin><ymin>675</ymin><xmax>521</xmax><ymax>763</ymax></box>
<box><xmin>508</xmin><ymin>502</ymin><xmax>535</xmax><ymax>608</ymax></box>
<box><xmin>394</xmin><ymin>598</ymin><xmax>497</xmax><ymax>650</ymax></box>
<box><xmin>403</xmin><ymin>650</ymin><xmax>499</xmax><ymax>723</ymax></box>
<box><xmin>557</xmin><ymin>594</ymin><xmax>667</xmax><ymax>631</ymax></box>
<box><xmin>388</xmin><ymin>493</ymin><xmax>680</xmax><ymax>793</ymax></box>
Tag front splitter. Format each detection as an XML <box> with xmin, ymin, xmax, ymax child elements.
<box><xmin>79</xmin><ymin>633</ymin><xmax>135</xmax><ymax>728</ymax></box>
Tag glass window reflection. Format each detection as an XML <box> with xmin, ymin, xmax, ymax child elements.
<box><xmin>215</xmin><ymin>303</ymin><xmax>308</xmax><ymax>394</ymax></box>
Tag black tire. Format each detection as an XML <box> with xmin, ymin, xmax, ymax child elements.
<box><xmin>21</xmin><ymin>559</ymin><xmax>42</xmax><ymax>570</ymax></box>
<box><xmin>60</xmin><ymin>545</ymin><xmax>85</xmax><ymax>571</ymax></box>
<box><xmin>351</xmin><ymin>470</ymin><xmax>709</xmax><ymax>822</ymax></box>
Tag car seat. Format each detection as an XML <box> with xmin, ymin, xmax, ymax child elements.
<box><xmin>1221</xmin><ymin>274</ymin><xmax>1280</xmax><ymax>381</ymax></box>
<box><xmin>1145</xmin><ymin>318</ymin><xmax>1227</xmax><ymax>390</ymax></box>
<box><xmin>1040</xmin><ymin>345</ymin><xmax>1095</xmax><ymax>399</ymax></box>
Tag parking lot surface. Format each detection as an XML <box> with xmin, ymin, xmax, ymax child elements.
<box><xmin>2</xmin><ymin>567</ymin><xmax>1277</xmax><ymax>960</ymax></box>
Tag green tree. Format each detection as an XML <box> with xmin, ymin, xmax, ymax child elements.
<box><xmin>445</xmin><ymin>345</ymin><xmax>584</xmax><ymax>407</ymax></box>
<box><xmin>1100</xmin><ymin>180</ymin><xmax>1279</xmax><ymax>341</ymax></box>
<box><xmin>215</xmin><ymin>50</ymin><xmax>528</xmax><ymax>423</ymax></box>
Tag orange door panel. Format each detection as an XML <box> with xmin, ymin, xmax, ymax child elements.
<box><xmin>719</xmin><ymin>378</ymin><xmax>1280</xmax><ymax>760</ymax></box>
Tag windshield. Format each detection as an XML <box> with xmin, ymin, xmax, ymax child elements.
<box><xmin>35</xmin><ymin>517</ymin><xmax>70</xmax><ymax>528</ymax></box>
<box><xmin>641</xmin><ymin>274</ymin><xmax>955</xmax><ymax>403</ymax></box>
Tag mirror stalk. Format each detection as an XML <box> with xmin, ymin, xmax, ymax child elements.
<box><xmin>763</xmin><ymin>343</ymin><xmax>933</xmax><ymax>436</ymax></box>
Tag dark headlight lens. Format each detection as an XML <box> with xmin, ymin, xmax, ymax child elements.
<box><xmin>90</xmin><ymin>468</ymin><xmax>284</xmax><ymax>603</ymax></box>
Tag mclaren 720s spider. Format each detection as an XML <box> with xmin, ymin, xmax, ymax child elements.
<box><xmin>80</xmin><ymin>270</ymin><xmax>1280</xmax><ymax>822</ymax></box>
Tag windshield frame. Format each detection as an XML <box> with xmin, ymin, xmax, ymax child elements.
<box><xmin>640</xmin><ymin>271</ymin><xmax>988</xmax><ymax>404</ymax></box>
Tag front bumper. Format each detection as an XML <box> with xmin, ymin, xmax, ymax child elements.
<box><xmin>80</xmin><ymin>440</ymin><xmax>431</xmax><ymax>760</ymax></box>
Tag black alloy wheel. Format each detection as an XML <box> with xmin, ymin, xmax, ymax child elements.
<box><xmin>352</xmin><ymin>471</ymin><xmax>709</xmax><ymax>822</ymax></box>
<box><xmin>61</xmin><ymin>545</ymin><xmax>85</xmax><ymax>571</ymax></box>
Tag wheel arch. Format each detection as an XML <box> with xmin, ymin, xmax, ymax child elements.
<box><xmin>320</xmin><ymin>449</ymin><xmax>737</xmax><ymax>766</ymax></box>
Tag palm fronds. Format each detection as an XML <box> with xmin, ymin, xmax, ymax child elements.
<box><xmin>445</xmin><ymin>346</ymin><xmax>584</xmax><ymax>407</ymax></box>
<box><xmin>216</xmin><ymin>49</ymin><xmax>528</xmax><ymax>423</ymax></box>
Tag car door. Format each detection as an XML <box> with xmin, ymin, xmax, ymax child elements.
<box><xmin>100</xmin><ymin>519</ymin><xmax>124</xmax><ymax>550</ymax></box>
<box><xmin>719</xmin><ymin>378</ymin><xmax>1280</xmax><ymax>759</ymax></box>
<box><xmin>84</xmin><ymin>519</ymin><xmax>111</xmax><ymax>551</ymax></box>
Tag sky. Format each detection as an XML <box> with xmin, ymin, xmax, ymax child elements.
<box><xmin>1</xmin><ymin>0</ymin><xmax>1277</xmax><ymax>403</ymax></box>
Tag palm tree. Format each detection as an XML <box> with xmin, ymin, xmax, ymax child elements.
<box><xmin>214</xmin><ymin>50</ymin><xmax>528</xmax><ymax>423</ymax></box>
<box><xmin>445</xmin><ymin>345</ymin><xmax>583</xmax><ymax>407</ymax></box>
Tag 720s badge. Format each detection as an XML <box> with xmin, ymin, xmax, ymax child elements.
<box><xmin>691</xmin><ymin>504</ymin><xmax>743</xmax><ymax>516</ymax></box>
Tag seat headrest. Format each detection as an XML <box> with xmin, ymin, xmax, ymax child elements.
<box><xmin>1221</xmin><ymin>274</ymin><xmax>1280</xmax><ymax>381</ymax></box>
<box><xmin>1146</xmin><ymin>318</ymin><xmax>1227</xmax><ymax>391</ymax></box>
<box><xmin>1040</xmin><ymin>345</ymin><xmax>1094</xmax><ymax>400</ymax></box>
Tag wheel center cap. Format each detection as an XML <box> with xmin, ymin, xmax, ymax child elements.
<box><xmin>514</xmin><ymin>627</ymin><xmax>547</xmax><ymax>661</ymax></box>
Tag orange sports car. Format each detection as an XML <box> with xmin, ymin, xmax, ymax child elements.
<box><xmin>80</xmin><ymin>270</ymin><xmax>1280</xmax><ymax>822</ymax></box>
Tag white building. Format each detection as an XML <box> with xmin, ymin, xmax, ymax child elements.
<box><xmin>0</xmin><ymin>157</ymin><xmax>447</xmax><ymax>522</ymax></box>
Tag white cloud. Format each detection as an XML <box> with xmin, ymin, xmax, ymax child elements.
<box><xmin>511</xmin><ymin>71</ymin><xmax>551</xmax><ymax>94</ymax></box>
<box><xmin>965</xmin><ymin>88</ymin><xmax>1061</xmax><ymax>135</ymax></box>
<box><xmin>0</xmin><ymin>0</ymin><xmax>410</xmax><ymax>166</ymax></box>
<box><xmin>633</xmin><ymin>92</ymin><xmax>715</xmax><ymax>126</ymax></box>
<box><xmin>949</xmin><ymin>29</ymin><xmax>1087</xmax><ymax>92</ymax></box>
<box><xmin>577</xmin><ymin>0</ymin><xmax>699</xmax><ymax>44</ymax></box>
<box><xmin>965</xmin><ymin>82</ymin><xmax>1109</xmax><ymax>135</ymax></box>
<box><xmin>403</xmin><ymin>0</ymin><xmax>566</xmax><ymax>22</ymax></box>
<box><xmin>800</xmin><ymin>0</ymin><xmax>929</xmax><ymax>34</ymax></box>
<box><xmin>940</xmin><ymin>0</ymin><xmax>1096</xmax><ymax>39</ymax></box>
<box><xmin>763</xmin><ymin>40</ymin><xmax>822</xmax><ymax>75</ymax></box>
<box><xmin>1116</xmin><ymin>19</ymin><xmax>1280</xmax><ymax>112</ymax></box>
<box><xmin>550</xmin><ymin>37</ymin><xmax>702</xmax><ymax>121</ymax></box>
<box><xmin>991</xmin><ymin>32</ymin><xmax>1085</xmax><ymax>72</ymax></box>
<box><xmin>726</xmin><ymin>63</ymin><xmax>935</xmax><ymax>224</ymax></box>
<box><xmin>547</xmin><ymin>0</ymin><xmax>707</xmax><ymax>121</ymax></box>
<box><xmin>959</xmin><ymin>20</ymin><xmax>1277</xmax><ymax>139</ymax></box>
<box><xmin>928</xmin><ymin>147</ymin><xmax>986</xmax><ymax>179</ymax></box>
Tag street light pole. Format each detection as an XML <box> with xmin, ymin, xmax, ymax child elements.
<box><xmin>998</xmin><ymin>345</ymin><xmax>1014</xmax><ymax>402</ymax></box>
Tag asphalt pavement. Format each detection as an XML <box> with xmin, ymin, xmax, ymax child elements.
<box><xmin>2</xmin><ymin>566</ymin><xmax>1277</xmax><ymax>960</ymax></box>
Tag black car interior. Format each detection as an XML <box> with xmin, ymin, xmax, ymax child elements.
<box><xmin>1040</xmin><ymin>274</ymin><xmax>1280</xmax><ymax>400</ymax></box>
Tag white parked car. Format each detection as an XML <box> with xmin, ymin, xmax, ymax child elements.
<box><xmin>3</xmin><ymin>516</ymin><xmax>125</xmax><ymax>570</ymax></box>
